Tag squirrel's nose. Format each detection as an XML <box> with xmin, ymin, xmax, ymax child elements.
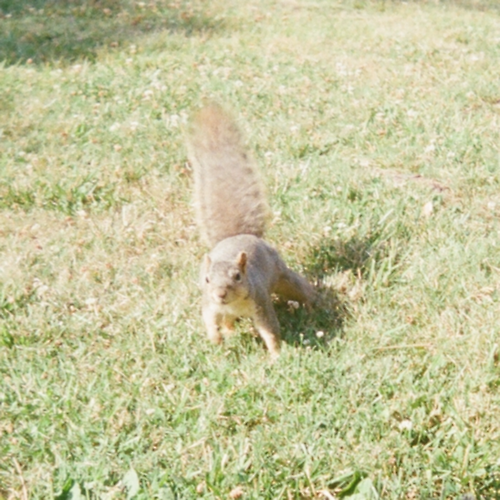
<box><xmin>217</xmin><ymin>290</ymin><xmax>227</xmax><ymax>299</ymax></box>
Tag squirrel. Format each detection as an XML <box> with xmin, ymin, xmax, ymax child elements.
<box><xmin>186</xmin><ymin>103</ymin><xmax>316</xmax><ymax>358</ymax></box>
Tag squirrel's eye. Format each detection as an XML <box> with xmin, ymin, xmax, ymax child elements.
<box><xmin>205</xmin><ymin>276</ymin><xmax>210</xmax><ymax>283</ymax></box>
<box><xmin>234</xmin><ymin>272</ymin><xmax>241</xmax><ymax>282</ymax></box>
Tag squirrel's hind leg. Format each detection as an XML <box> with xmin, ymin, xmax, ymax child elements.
<box><xmin>274</xmin><ymin>268</ymin><xmax>317</xmax><ymax>307</ymax></box>
<box><xmin>222</xmin><ymin>315</ymin><xmax>237</xmax><ymax>336</ymax></box>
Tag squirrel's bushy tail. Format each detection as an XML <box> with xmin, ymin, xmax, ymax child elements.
<box><xmin>187</xmin><ymin>103</ymin><xmax>269</xmax><ymax>247</ymax></box>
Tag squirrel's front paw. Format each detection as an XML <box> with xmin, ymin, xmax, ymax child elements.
<box><xmin>206</xmin><ymin>327</ymin><xmax>223</xmax><ymax>344</ymax></box>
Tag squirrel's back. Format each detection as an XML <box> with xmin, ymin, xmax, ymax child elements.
<box><xmin>187</xmin><ymin>103</ymin><xmax>268</xmax><ymax>247</ymax></box>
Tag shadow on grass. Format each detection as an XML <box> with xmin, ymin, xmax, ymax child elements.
<box><xmin>0</xmin><ymin>0</ymin><xmax>222</xmax><ymax>66</ymax></box>
<box><xmin>426</xmin><ymin>0</ymin><xmax>500</xmax><ymax>13</ymax></box>
<box><xmin>276</xmin><ymin>225</ymin><xmax>404</xmax><ymax>350</ymax></box>
<box><xmin>307</xmin><ymin>230</ymin><xmax>388</xmax><ymax>279</ymax></box>
<box><xmin>275</xmin><ymin>287</ymin><xmax>350</xmax><ymax>351</ymax></box>
<box><xmin>364</xmin><ymin>0</ymin><xmax>500</xmax><ymax>13</ymax></box>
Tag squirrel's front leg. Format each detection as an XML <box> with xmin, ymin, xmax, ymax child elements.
<box><xmin>253</xmin><ymin>300</ymin><xmax>281</xmax><ymax>359</ymax></box>
<box><xmin>202</xmin><ymin>305</ymin><xmax>223</xmax><ymax>344</ymax></box>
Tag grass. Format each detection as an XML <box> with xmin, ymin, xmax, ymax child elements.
<box><xmin>1</xmin><ymin>0</ymin><xmax>500</xmax><ymax>498</ymax></box>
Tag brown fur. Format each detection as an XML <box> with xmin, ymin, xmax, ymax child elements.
<box><xmin>187</xmin><ymin>104</ymin><xmax>316</xmax><ymax>358</ymax></box>
<box><xmin>187</xmin><ymin>103</ymin><xmax>269</xmax><ymax>247</ymax></box>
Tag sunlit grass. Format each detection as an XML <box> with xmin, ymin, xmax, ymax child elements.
<box><xmin>1</xmin><ymin>0</ymin><xmax>500</xmax><ymax>498</ymax></box>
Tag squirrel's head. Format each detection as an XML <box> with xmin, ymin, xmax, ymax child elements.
<box><xmin>202</xmin><ymin>251</ymin><xmax>249</xmax><ymax>305</ymax></box>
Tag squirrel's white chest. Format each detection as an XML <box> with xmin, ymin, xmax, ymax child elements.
<box><xmin>213</xmin><ymin>296</ymin><xmax>256</xmax><ymax>318</ymax></box>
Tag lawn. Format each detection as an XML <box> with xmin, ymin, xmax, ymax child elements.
<box><xmin>1</xmin><ymin>0</ymin><xmax>500</xmax><ymax>498</ymax></box>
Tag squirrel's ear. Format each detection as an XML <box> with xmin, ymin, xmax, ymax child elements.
<box><xmin>236</xmin><ymin>251</ymin><xmax>247</xmax><ymax>273</ymax></box>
